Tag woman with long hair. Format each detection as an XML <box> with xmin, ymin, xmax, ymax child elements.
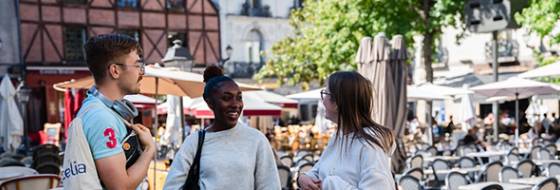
<box><xmin>298</xmin><ymin>71</ymin><xmax>395</xmax><ymax>190</ymax></box>
<box><xmin>163</xmin><ymin>65</ymin><xmax>281</xmax><ymax>190</ymax></box>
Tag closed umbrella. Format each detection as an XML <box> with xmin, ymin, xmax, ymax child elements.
<box><xmin>525</xmin><ymin>96</ymin><xmax>548</xmax><ymax>127</ymax></box>
<box><xmin>459</xmin><ymin>84</ymin><xmax>476</xmax><ymax>131</ymax></box>
<box><xmin>357</xmin><ymin>34</ymin><xmax>408</xmax><ymax>173</ymax></box>
<box><xmin>0</xmin><ymin>75</ymin><xmax>23</xmax><ymax>151</ymax></box>
<box><xmin>160</xmin><ymin>95</ymin><xmax>184</xmax><ymax>155</ymax></box>
<box><xmin>471</xmin><ymin>77</ymin><xmax>560</xmax><ymax>145</ymax></box>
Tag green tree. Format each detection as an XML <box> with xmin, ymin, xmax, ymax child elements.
<box><xmin>515</xmin><ymin>0</ymin><xmax>560</xmax><ymax>83</ymax></box>
<box><xmin>255</xmin><ymin>0</ymin><xmax>465</xmax><ymax>88</ymax></box>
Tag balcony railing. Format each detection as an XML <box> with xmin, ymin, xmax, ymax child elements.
<box><xmin>240</xmin><ymin>3</ymin><xmax>271</xmax><ymax>17</ymax></box>
<box><xmin>485</xmin><ymin>39</ymin><xmax>520</xmax><ymax>64</ymax></box>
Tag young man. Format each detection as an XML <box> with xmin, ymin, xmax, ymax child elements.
<box><xmin>78</xmin><ymin>34</ymin><xmax>155</xmax><ymax>189</ymax></box>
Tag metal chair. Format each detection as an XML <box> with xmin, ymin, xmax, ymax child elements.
<box><xmin>404</xmin><ymin>167</ymin><xmax>424</xmax><ymax>181</ymax></box>
<box><xmin>408</xmin><ymin>154</ymin><xmax>424</xmax><ymax>169</ymax></box>
<box><xmin>457</xmin><ymin>156</ymin><xmax>477</xmax><ymax>168</ymax></box>
<box><xmin>481</xmin><ymin>184</ymin><xmax>504</xmax><ymax>190</ymax></box>
<box><xmin>445</xmin><ymin>171</ymin><xmax>470</xmax><ymax>190</ymax></box>
<box><xmin>499</xmin><ymin>166</ymin><xmax>519</xmax><ymax>183</ymax></box>
<box><xmin>426</xmin><ymin>146</ymin><xmax>438</xmax><ymax>156</ymax></box>
<box><xmin>0</xmin><ymin>174</ymin><xmax>60</xmax><ymax>190</ymax></box>
<box><xmin>529</xmin><ymin>145</ymin><xmax>543</xmax><ymax>160</ymax></box>
<box><xmin>546</xmin><ymin>162</ymin><xmax>560</xmax><ymax>177</ymax></box>
<box><xmin>298</xmin><ymin>162</ymin><xmax>314</xmax><ymax>174</ymax></box>
<box><xmin>506</xmin><ymin>152</ymin><xmax>521</xmax><ymax>165</ymax></box>
<box><xmin>476</xmin><ymin>161</ymin><xmax>503</xmax><ymax>182</ymax></box>
<box><xmin>277</xmin><ymin>165</ymin><xmax>292</xmax><ymax>190</ymax></box>
<box><xmin>544</xmin><ymin>144</ymin><xmax>557</xmax><ymax>157</ymax></box>
<box><xmin>531</xmin><ymin>177</ymin><xmax>558</xmax><ymax>190</ymax></box>
<box><xmin>280</xmin><ymin>155</ymin><xmax>293</xmax><ymax>167</ymax></box>
<box><xmin>538</xmin><ymin>149</ymin><xmax>554</xmax><ymax>160</ymax></box>
<box><xmin>431</xmin><ymin>158</ymin><xmax>450</xmax><ymax>185</ymax></box>
<box><xmin>399</xmin><ymin>175</ymin><xmax>424</xmax><ymax>190</ymax></box>
<box><xmin>517</xmin><ymin>159</ymin><xmax>538</xmax><ymax>178</ymax></box>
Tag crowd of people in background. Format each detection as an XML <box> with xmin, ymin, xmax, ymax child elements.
<box><xmin>403</xmin><ymin>108</ymin><xmax>560</xmax><ymax>154</ymax></box>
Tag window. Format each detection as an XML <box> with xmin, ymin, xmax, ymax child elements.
<box><xmin>63</xmin><ymin>0</ymin><xmax>87</xmax><ymax>4</ymax></box>
<box><xmin>63</xmin><ymin>26</ymin><xmax>87</xmax><ymax>62</ymax></box>
<box><xmin>245</xmin><ymin>29</ymin><xmax>263</xmax><ymax>64</ymax></box>
<box><xmin>168</xmin><ymin>32</ymin><xmax>187</xmax><ymax>47</ymax></box>
<box><xmin>117</xmin><ymin>0</ymin><xmax>139</xmax><ymax>9</ymax></box>
<box><xmin>166</xmin><ymin>0</ymin><xmax>185</xmax><ymax>10</ymax></box>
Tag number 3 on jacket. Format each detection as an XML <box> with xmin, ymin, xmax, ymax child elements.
<box><xmin>104</xmin><ymin>128</ymin><xmax>117</xmax><ymax>148</ymax></box>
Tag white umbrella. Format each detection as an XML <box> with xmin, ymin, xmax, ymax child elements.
<box><xmin>314</xmin><ymin>100</ymin><xmax>333</xmax><ymax>134</ymax></box>
<box><xmin>525</xmin><ymin>96</ymin><xmax>548</xmax><ymax>126</ymax></box>
<box><xmin>187</xmin><ymin>94</ymin><xmax>282</xmax><ymax>118</ymax></box>
<box><xmin>0</xmin><ymin>75</ymin><xmax>23</xmax><ymax>151</ymax></box>
<box><xmin>286</xmin><ymin>88</ymin><xmax>323</xmax><ymax>100</ymax></box>
<box><xmin>53</xmin><ymin>67</ymin><xmax>261</xmax><ymax>97</ymax></box>
<box><xmin>244</xmin><ymin>90</ymin><xmax>298</xmax><ymax>108</ymax></box>
<box><xmin>459</xmin><ymin>84</ymin><xmax>476</xmax><ymax>131</ymax></box>
<box><xmin>471</xmin><ymin>77</ymin><xmax>560</xmax><ymax>145</ymax></box>
<box><xmin>407</xmin><ymin>85</ymin><xmax>448</xmax><ymax>101</ymax></box>
<box><xmin>518</xmin><ymin>61</ymin><xmax>560</xmax><ymax>78</ymax></box>
<box><xmin>123</xmin><ymin>94</ymin><xmax>157</xmax><ymax>105</ymax></box>
<box><xmin>160</xmin><ymin>95</ymin><xmax>185</xmax><ymax>150</ymax></box>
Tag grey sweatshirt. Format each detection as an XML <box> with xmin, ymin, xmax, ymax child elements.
<box><xmin>163</xmin><ymin>124</ymin><xmax>281</xmax><ymax>190</ymax></box>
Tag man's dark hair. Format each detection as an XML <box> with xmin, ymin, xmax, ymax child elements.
<box><xmin>84</xmin><ymin>34</ymin><xmax>143</xmax><ymax>84</ymax></box>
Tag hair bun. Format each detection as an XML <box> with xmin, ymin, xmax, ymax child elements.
<box><xmin>203</xmin><ymin>65</ymin><xmax>224</xmax><ymax>82</ymax></box>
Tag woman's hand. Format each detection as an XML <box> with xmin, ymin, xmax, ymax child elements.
<box><xmin>298</xmin><ymin>174</ymin><xmax>322</xmax><ymax>190</ymax></box>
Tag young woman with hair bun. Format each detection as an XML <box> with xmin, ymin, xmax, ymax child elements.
<box><xmin>163</xmin><ymin>65</ymin><xmax>281</xmax><ymax>190</ymax></box>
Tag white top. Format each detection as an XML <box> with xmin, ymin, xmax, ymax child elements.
<box><xmin>163</xmin><ymin>124</ymin><xmax>281</xmax><ymax>190</ymax></box>
<box><xmin>305</xmin><ymin>131</ymin><xmax>395</xmax><ymax>190</ymax></box>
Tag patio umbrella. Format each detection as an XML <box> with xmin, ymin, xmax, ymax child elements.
<box><xmin>459</xmin><ymin>84</ymin><xmax>476</xmax><ymax>131</ymax></box>
<box><xmin>160</xmin><ymin>95</ymin><xmax>183</xmax><ymax>155</ymax></box>
<box><xmin>187</xmin><ymin>94</ymin><xmax>282</xmax><ymax>118</ymax></box>
<box><xmin>407</xmin><ymin>85</ymin><xmax>448</xmax><ymax>101</ymax></box>
<box><xmin>53</xmin><ymin>67</ymin><xmax>261</xmax><ymax>97</ymax></box>
<box><xmin>525</xmin><ymin>96</ymin><xmax>548</xmax><ymax>127</ymax></box>
<box><xmin>518</xmin><ymin>61</ymin><xmax>560</xmax><ymax>78</ymax></box>
<box><xmin>357</xmin><ymin>34</ymin><xmax>393</xmax><ymax>128</ymax></box>
<box><xmin>357</xmin><ymin>34</ymin><xmax>408</xmax><ymax>173</ymax></box>
<box><xmin>244</xmin><ymin>90</ymin><xmax>298</xmax><ymax>109</ymax></box>
<box><xmin>0</xmin><ymin>75</ymin><xmax>23</xmax><ymax>151</ymax></box>
<box><xmin>471</xmin><ymin>77</ymin><xmax>560</xmax><ymax>145</ymax></box>
<box><xmin>286</xmin><ymin>88</ymin><xmax>323</xmax><ymax>101</ymax></box>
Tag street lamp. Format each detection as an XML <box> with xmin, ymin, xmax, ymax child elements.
<box><xmin>220</xmin><ymin>45</ymin><xmax>233</xmax><ymax>75</ymax></box>
<box><xmin>16</xmin><ymin>80</ymin><xmax>31</xmax><ymax>151</ymax></box>
<box><xmin>162</xmin><ymin>40</ymin><xmax>194</xmax><ymax>71</ymax></box>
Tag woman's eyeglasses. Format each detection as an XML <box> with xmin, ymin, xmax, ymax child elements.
<box><xmin>320</xmin><ymin>89</ymin><xmax>331</xmax><ymax>100</ymax></box>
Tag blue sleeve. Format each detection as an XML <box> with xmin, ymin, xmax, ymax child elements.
<box><xmin>82</xmin><ymin>109</ymin><xmax>125</xmax><ymax>160</ymax></box>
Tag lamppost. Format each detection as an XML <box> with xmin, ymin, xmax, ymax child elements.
<box><xmin>16</xmin><ymin>80</ymin><xmax>31</xmax><ymax>151</ymax></box>
<box><xmin>162</xmin><ymin>40</ymin><xmax>194</xmax><ymax>71</ymax></box>
<box><xmin>161</xmin><ymin>39</ymin><xmax>194</xmax><ymax>141</ymax></box>
<box><xmin>219</xmin><ymin>45</ymin><xmax>233</xmax><ymax>76</ymax></box>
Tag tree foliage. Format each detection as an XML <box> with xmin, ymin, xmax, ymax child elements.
<box><xmin>255</xmin><ymin>0</ymin><xmax>465</xmax><ymax>87</ymax></box>
<box><xmin>516</xmin><ymin>0</ymin><xmax>560</xmax><ymax>44</ymax></box>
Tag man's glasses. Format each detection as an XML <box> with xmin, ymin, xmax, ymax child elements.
<box><xmin>320</xmin><ymin>89</ymin><xmax>331</xmax><ymax>100</ymax></box>
<box><xmin>114</xmin><ymin>60</ymin><xmax>145</xmax><ymax>73</ymax></box>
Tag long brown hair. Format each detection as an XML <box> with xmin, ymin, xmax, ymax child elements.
<box><xmin>327</xmin><ymin>71</ymin><xmax>394</xmax><ymax>153</ymax></box>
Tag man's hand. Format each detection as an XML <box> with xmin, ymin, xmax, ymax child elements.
<box><xmin>298</xmin><ymin>174</ymin><xmax>321</xmax><ymax>190</ymax></box>
<box><xmin>129</xmin><ymin>124</ymin><xmax>155</xmax><ymax>153</ymax></box>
